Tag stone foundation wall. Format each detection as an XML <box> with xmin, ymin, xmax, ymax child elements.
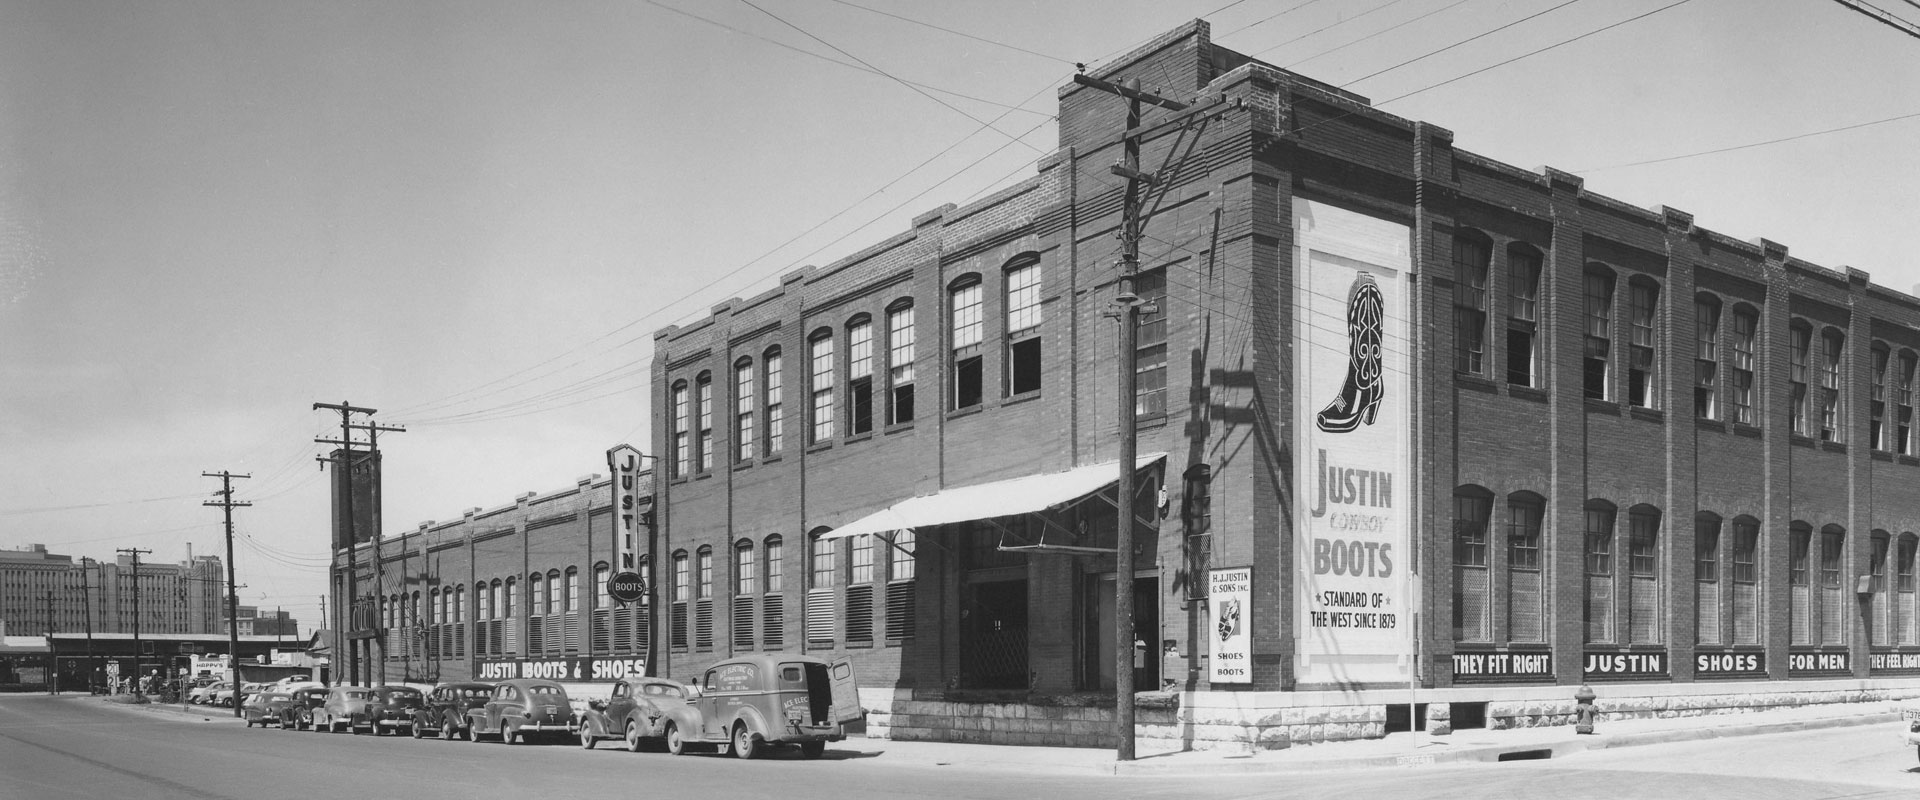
<box><xmin>863</xmin><ymin>681</ymin><xmax>1920</xmax><ymax>751</ymax></box>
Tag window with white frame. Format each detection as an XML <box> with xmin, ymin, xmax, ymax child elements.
<box><xmin>1584</xmin><ymin>270</ymin><xmax>1614</xmax><ymax>401</ymax></box>
<box><xmin>809</xmin><ymin>330</ymin><xmax>835</xmax><ymax>444</ymax></box>
<box><xmin>1820</xmin><ymin>329</ymin><xmax>1844</xmax><ymax>442</ymax></box>
<box><xmin>1695</xmin><ymin>297</ymin><xmax>1720</xmax><ymax>419</ymax></box>
<box><xmin>887</xmin><ymin>302</ymin><xmax>915</xmax><ymax>425</ymax></box>
<box><xmin>671</xmin><ymin>381</ymin><xmax>690</xmax><ymax>477</ymax></box>
<box><xmin>1729</xmin><ymin>308</ymin><xmax>1757</xmax><ymax>425</ymax></box>
<box><xmin>1628</xmin><ymin>280</ymin><xmax>1659</xmax><ymax>409</ymax></box>
<box><xmin>1006</xmin><ymin>259</ymin><xmax>1043</xmax><ymax>395</ymax></box>
<box><xmin>1452</xmin><ymin>234</ymin><xmax>1490</xmax><ymax>375</ymax></box>
<box><xmin>735</xmin><ymin>358</ymin><xmax>755</xmax><ymax>462</ymax></box>
<box><xmin>848</xmin><ymin>317</ymin><xmax>874</xmax><ymax>435</ymax></box>
<box><xmin>1452</xmin><ymin>488</ymin><xmax>1491</xmax><ymax>642</ymax></box>
<box><xmin>696</xmin><ymin>373</ymin><xmax>713</xmax><ymax>472</ymax></box>
<box><xmin>1873</xmin><ymin>344</ymin><xmax>1890</xmax><ymax>450</ymax></box>
<box><xmin>1585</xmin><ymin>502</ymin><xmax>1616</xmax><ymax>643</ymax></box>
<box><xmin>1506</xmin><ymin>246</ymin><xmax>1542</xmax><ymax>387</ymax></box>
<box><xmin>1136</xmin><ymin>269</ymin><xmax>1168</xmax><ymax>416</ymax></box>
<box><xmin>764</xmin><ymin>349</ymin><xmax>784</xmax><ymax>455</ymax></box>
<box><xmin>951</xmin><ymin>278</ymin><xmax>984</xmax><ymax>409</ymax></box>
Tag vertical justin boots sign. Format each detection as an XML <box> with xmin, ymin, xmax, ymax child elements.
<box><xmin>1292</xmin><ymin>198</ymin><xmax>1415</xmax><ymax>688</ymax></box>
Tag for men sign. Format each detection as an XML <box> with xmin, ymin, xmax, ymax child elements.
<box><xmin>1291</xmin><ymin>198</ymin><xmax>1414</xmax><ymax>688</ymax></box>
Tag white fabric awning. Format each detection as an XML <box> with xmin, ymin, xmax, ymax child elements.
<box><xmin>817</xmin><ymin>453</ymin><xmax>1167</xmax><ymax>540</ymax></box>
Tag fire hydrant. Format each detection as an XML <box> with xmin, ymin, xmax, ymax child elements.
<box><xmin>1573</xmin><ymin>684</ymin><xmax>1598</xmax><ymax>735</ymax></box>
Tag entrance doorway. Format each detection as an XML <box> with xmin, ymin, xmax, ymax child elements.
<box><xmin>960</xmin><ymin>579</ymin><xmax>1028</xmax><ymax>689</ymax></box>
<box><xmin>1087</xmin><ymin>573</ymin><xmax>1160</xmax><ymax>692</ymax></box>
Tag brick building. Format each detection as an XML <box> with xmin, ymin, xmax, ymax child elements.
<box><xmin>643</xmin><ymin>19</ymin><xmax>1920</xmax><ymax>748</ymax></box>
<box><xmin>0</xmin><ymin>544</ymin><xmax>223</xmax><ymax>638</ymax></box>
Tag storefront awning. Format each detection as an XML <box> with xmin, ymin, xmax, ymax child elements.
<box><xmin>817</xmin><ymin>453</ymin><xmax>1167</xmax><ymax>540</ymax></box>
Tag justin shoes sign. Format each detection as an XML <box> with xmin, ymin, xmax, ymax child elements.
<box><xmin>1291</xmin><ymin>198</ymin><xmax>1414</xmax><ymax>688</ymax></box>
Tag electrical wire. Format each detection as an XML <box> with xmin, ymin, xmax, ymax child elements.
<box><xmin>1285</xmin><ymin>0</ymin><xmax>1476</xmax><ymax>69</ymax></box>
<box><xmin>820</xmin><ymin>0</ymin><xmax>1074</xmax><ymax>65</ymax></box>
<box><xmin>1575</xmin><ymin>109</ymin><xmax>1920</xmax><ymax>173</ymax></box>
<box><xmin>1249</xmin><ymin>0</ymin><xmax>1418</xmax><ymax>59</ymax></box>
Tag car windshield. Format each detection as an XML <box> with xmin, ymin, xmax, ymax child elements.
<box><xmin>642</xmin><ymin>683</ymin><xmax>681</xmax><ymax>698</ymax></box>
<box><xmin>345</xmin><ymin>691</ymin><xmax>370</xmax><ymax>700</ymax></box>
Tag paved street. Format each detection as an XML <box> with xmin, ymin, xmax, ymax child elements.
<box><xmin>2</xmin><ymin>694</ymin><xmax>1918</xmax><ymax>799</ymax></box>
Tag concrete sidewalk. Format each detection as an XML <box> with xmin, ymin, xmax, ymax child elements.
<box><xmin>89</xmin><ymin>692</ymin><xmax>1908</xmax><ymax>776</ymax></box>
<box><xmin>861</xmin><ymin>701</ymin><xmax>1905</xmax><ymax>776</ymax></box>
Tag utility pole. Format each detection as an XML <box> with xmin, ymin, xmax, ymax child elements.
<box><xmin>314</xmin><ymin>401</ymin><xmax>394</xmax><ymax>687</ymax></box>
<box><xmin>43</xmin><ymin>591</ymin><xmax>55</xmax><ymax>694</ymax></box>
<box><xmin>204</xmin><ymin>470</ymin><xmax>250</xmax><ymax>717</ymax></box>
<box><xmin>78</xmin><ymin>559</ymin><xmax>96</xmax><ymax>693</ymax></box>
<box><xmin>1070</xmin><ymin>70</ymin><xmax>1228</xmax><ymax>762</ymax></box>
<box><xmin>351</xmin><ymin>419</ymin><xmax>402</xmax><ymax>686</ymax></box>
<box><xmin>117</xmin><ymin>547</ymin><xmax>151</xmax><ymax>693</ymax></box>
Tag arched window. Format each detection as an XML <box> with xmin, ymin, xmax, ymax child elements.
<box><xmin>763</xmin><ymin>347</ymin><xmax>785</xmax><ymax>454</ymax></box>
<box><xmin>809</xmin><ymin>328</ymin><xmax>835</xmax><ymax>444</ymax></box>
<box><xmin>593</xmin><ymin>563</ymin><xmax>610</xmax><ymax>611</ymax></box>
<box><xmin>1899</xmin><ymin>350</ymin><xmax>1918</xmax><ymax>454</ymax></box>
<box><xmin>500</xmin><ymin>578</ymin><xmax>512</xmax><ymax>619</ymax></box>
<box><xmin>529</xmin><ymin>573</ymin><xmax>545</xmax><ymax>616</ymax></box>
<box><xmin>429</xmin><ymin>588</ymin><xmax>440</xmax><ymax>626</ymax></box>
<box><xmin>1452</xmin><ymin>485</ymin><xmax>1494</xmax><ymax>642</ymax></box>
<box><xmin>1506</xmin><ymin>491</ymin><xmax>1545</xmax><ymax>642</ymax></box>
<box><xmin>1452</xmin><ymin>231</ymin><xmax>1492</xmax><ymax>375</ymax></box>
<box><xmin>733</xmin><ymin>539</ymin><xmax>757</xmax><ymax>649</ymax></box>
<box><xmin>764</xmin><ymin>535</ymin><xmax>784</xmax><ymax>593</ymax></box>
<box><xmin>847</xmin><ymin>314</ymin><xmax>875</xmax><ymax>435</ymax></box>
<box><xmin>1627</xmin><ymin>277</ymin><xmax>1660</xmax><ymax>409</ymax></box>
<box><xmin>695</xmin><ymin>372</ymin><xmax>714</xmax><ymax>472</ymax></box>
<box><xmin>1873</xmin><ymin>344</ymin><xmax>1892</xmax><ymax>450</ymax></box>
<box><xmin>565</xmin><ymin>567</ymin><xmax>579</xmax><ymax>614</ymax></box>
<box><xmin>1626</xmin><ymin>504</ymin><xmax>1662</xmax><ymax>643</ymax></box>
<box><xmin>1005</xmin><ymin>255</ymin><xmax>1043</xmax><ymax>395</ymax></box>
<box><xmin>807</xmin><ymin>527</ymin><xmax>837</xmax><ymax>646</ymax></box>
<box><xmin>1695</xmin><ymin>512</ymin><xmax>1723</xmax><ymax>645</ymax></box>
<box><xmin>885</xmin><ymin>530</ymin><xmax>917</xmax><ymax>641</ymax></box>
<box><xmin>1584</xmin><ymin>500</ymin><xmax>1618</xmax><ymax>643</ymax></box>
<box><xmin>671</xmin><ymin>550</ymin><xmax>690</xmax><ymax>650</ymax></box>
<box><xmin>762</xmin><ymin>535</ymin><xmax>785</xmax><ymax>648</ymax></box>
<box><xmin>1898</xmin><ymin>534</ymin><xmax>1918</xmax><ymax>645</ymax></box>
<box><xmin>670</xmin><ymin>379</ymin><xmax>691</xmax><ymax>477</ymax></box>
<box><xmin>1820</xmin><ymin>524</ymin><xmax>1846</xmax><ymax>644</ymax></box>
<box><xmin>456</xmin><ymin>584</ymin><xmax>466</xmax><ymax>624</ymax></box>
<box><xmin>886</xmin><ymin>299</ymin><xmax>917</xmax><ymax>425</ymax></box>
<box><xmin>1584</xmin><ymin>266</ymin><xmax>1616</xmax><ymax>401</ymax></box>
<box><xmin>950</xmin><ymin>274</ymin><xmax>984</xmax><ymax>409</ymax></box>
<box><xmin>1728</xmin><ymin>305</ymin><xmax>1758</xmax><ymax>425</ymax></box>
<box><xmin>735</xmin><ymin>357</ymin><xmax>756</xmax><ymax>463</ymax></box>
<box><xmin>695</xmin><ymin>546</ymin><xmax>713</xmax><ymax>599</ymax></box>
<box><xmin>1873</xmin><ymin>531</ymin><xmax>1892</xmax><ymax>642</ymax></box>
<box><xmin>1730</xmin><ymin>516</ymin><xmax>1760</xmax><ymax>644</ymax></box>
<box><xmin>548</xmin><ymin>569</ymin><xmax>563</xmax><ymax>616</ymax></box>
<box><xmin>1789</xmin><ymin>521</ymin><xmax>1812</xmax><ymax>644</ymax></box>
<box><xmin>1505</xmin><ymin>243</ymin><xmax>1543</xmax><ymax>387</ymax></box>
<box><xmin>1694</xmin><ymin>294</ymin><xmax>1722</xmax><ymax>419</ymax></box>
<box><xmin>1820</xmin><ymin>329</ymin><xmax>1846</xmax><ymax>442</ymax></box>
<box><xmin>1789</xmin><ymin>320</ymin><xmax>1814</xmax><ymax>435</ymax></box>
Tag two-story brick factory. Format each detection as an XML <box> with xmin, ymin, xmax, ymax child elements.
<box><xmin>334</xmin><ymin>20</ymin><xmax>1920</xmax><ymax>749</ymax></box>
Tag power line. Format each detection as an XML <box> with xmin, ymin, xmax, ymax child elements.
<box><xmin>820</xmin><ymin>0</ymin><xmax>1073</xmax><ymax>64</ymax></box>
<box><xmin>1340</xmin><ymin>0</ymin><xmax>1585</xmax><ymax>88</ymax></box>
<box><xmin>1249</xmin><ymin>0</ymin><xmax>1417</xmax><ymax>59</ymax></box>
<box><xmin>1830</xmin><ymin>0</ymin><xmax>1920</xmax><ymax>40</ymax></box>
<box><xmin>0</xmin><ymin>492</ymin><xmax>205</xmax><ymax>517</ymax></box>
<box><xmin>1286</xmin><ymin>0</ymin><xmax>1476</xmax><ymax>69</ymax></box>
<box><xmin>1575</xmin><ymin>109</ymin><xmax>1920</xmax><ymax>173</ymax></box>
<box><xmin>738</xmin><ymin>0</ymin><xmax>1047</xmax><ymax>154</ymax></box>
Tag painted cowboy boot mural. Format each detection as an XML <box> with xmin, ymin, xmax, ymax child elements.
<box><xmin>1316</xmin><ymin>272</ymin><xmax>1385</xmax><ymax>433</ymax></box>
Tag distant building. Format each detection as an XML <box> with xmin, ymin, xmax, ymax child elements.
<box><xmin>0</xmin><ymin>544</ymin><xmax>223</xmax><ymax>636</ymax></box>
<box><xmin>221</xmin><ymin>605</ymin><xmax>300</xmax><ymax>638</ymax></box>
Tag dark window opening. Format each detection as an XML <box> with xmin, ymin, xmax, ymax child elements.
<box><xmin>1506</xmin><ymin>325</ymin><xmax>1535</xmax><ymax>387</ymax></box>
<box><xmin>1009</xmin><ymin>337</ymin><xmax>1041</xmax><ymax>395</ymax></box>
<box><xmin>954</xmin><ymin>354</ymin><xmax>982</xmax><ymax>409</ymax></box>
<box><xmin>891</xmin><ymin>383</ymin><xmax>915</xmax><ymax>424</ymax></box>
<box><xmin>850</xmin><ymin>378</ymin><xmax>873</xmax><ymax>434</ymax></box>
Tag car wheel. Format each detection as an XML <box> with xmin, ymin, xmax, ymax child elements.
<box><xmin>799</xmin><ymin>740</ymin><xmax>825</xmax><ymax>760</ymax></box>
<box><xmin>411</xmin><ymin>720</ymin><xmax>425</xmax><ymax>739</ymax></box>
<box><xmin>624</xmin><ymin>720</ymin><xmax>645</xmax><ymax>753</ymax></box>
<box><xmin>244</xmin><ymin>719</ymin><xmax>253</xmax><ymax>728</ymax></box>
<box><xmin>501</xmin><ymin>722</ymin><xmax>518</xmax><ymax>745</ymax></box>
<box><xmin>732</xmin><ymin>723</ymin><xmax>761</xmax><ymax>760</ymax></box>
<box><xmin>579</xmin><ymin>725</ymin><xmax>596</xmax><ymax>750</ymax></box>
<box><xmin>442</xmin><ymin>719</ymin><xmax>457</xmax><ymax>741</ymax></box>
<box><xmin>664</xmin><ymin>722</ymin><xmax>686</xmax><ymax>756</ymax></box>
<box><xmin>467</xmin><ymin>723</ymin><xmax>482</xmax><ymax>743</ymax></box>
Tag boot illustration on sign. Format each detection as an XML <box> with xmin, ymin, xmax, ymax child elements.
<box><xmin>1316</xmin><ymin>272</ymin><xmax>1385</xmax><ymax>433</ymax></box>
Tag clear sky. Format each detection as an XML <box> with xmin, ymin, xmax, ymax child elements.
<box><xmin>2</xmin><ymin>0</ymin><xmax>1916</xmax><ymax>635</ymax></box>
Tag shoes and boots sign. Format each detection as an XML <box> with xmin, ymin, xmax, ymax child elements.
<box><xmin>1292</xmin><ymin>198</ymin><xmax>1415</xmax><ymax>688</ymax></box>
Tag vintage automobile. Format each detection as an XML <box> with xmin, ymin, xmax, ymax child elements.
<box><xmin>241</xmin><ymin>692</ymin><xmax>294</xmax><ymax>728</ymax></box>
<box><xmin>188</xmin><ymin>681</ymin><xmax>227</xmax><ymax>705</ymax></box>
<box><xmin>412</xmin><ymin>682</ymin><xmax>494</xmax><ymax>740</ymax></box>
<box><xmin>211</xmin><ymin>682</ymin><xmax>266</xmax><ymax>708</ymax></box>
<box><xmin>310</xmin><ymin>686</ymin><xmax>377</xmax><ymax>734</ymax></box>
<box><xmin>283</xmin><ymin>686</ymin><xmax>329</xmax><ymax>730</ymax></box>
<box><xmin>1899</xmin><ymin>698</ymin><xmax>1920</xmax><ymax>762</ymax></box>
<box><xmin>660</xmin><ymin>654</ymin><xmax>861</xmax><ymax>759</ymax></box>
<box><xmin>465</xmin><ymin>679</ymin><xmax>578</xmax><ymax>744</ymax></box>
<box><xmin>576</xmin><ymin>676</ymin><xmax>693</xmax><ymax>751</ymax></box>
<box><xmin>367</xmin><ymin>685</ymin><xmax>425</xmax><ymax>736</ymax></box>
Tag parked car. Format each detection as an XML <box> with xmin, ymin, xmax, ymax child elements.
<box><xmin>367</xmin><ymin>685</ymin><xmax>425</xmax><ymax>736</ymax></box>
<box><xmin>310</xmin><ymin>686</ymin><xmax>377</xmax><ymax>734</ymax></box>
<box><xmin>577</xmin><ymin>676</ymin><xmax>693</xmax><ymax>751</ymax></box>
<box><xmin>189</xmin><ymin>681</ymin><xmax>227</xmax><ymax>705</ymax></box>
<box><xmin>412</xmin><ymin>682</ymin><xmax>494</xmax><ymax>740</ymax></box>
<box><xmin>283</xmin><ymin>686</ymin><xmax>329</xmax><ymax>730</ymax></box>
<box><xmin>661</xmin><ymin>654</ymin><xmax>860</xmax><ymax>759</ymax></box>
<box><xmin>211</xmin><ymin>682</ymin><xmax>266</xmax><ymax>708</ymax></box>
<box><xmin>465</xmin><ymin>679</ymin><xmax>577</xmax><ymax>744</ymax></box>
<box><xmin>241</xmin><ymin>692</ymin><xmax>294</xmax><ymax>728</ymax></box>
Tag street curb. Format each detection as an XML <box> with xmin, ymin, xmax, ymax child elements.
<box><xmin>1106</xmin><ymin>712</ymin><xmax>1902</xmax><ymax>776</ymax></box>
